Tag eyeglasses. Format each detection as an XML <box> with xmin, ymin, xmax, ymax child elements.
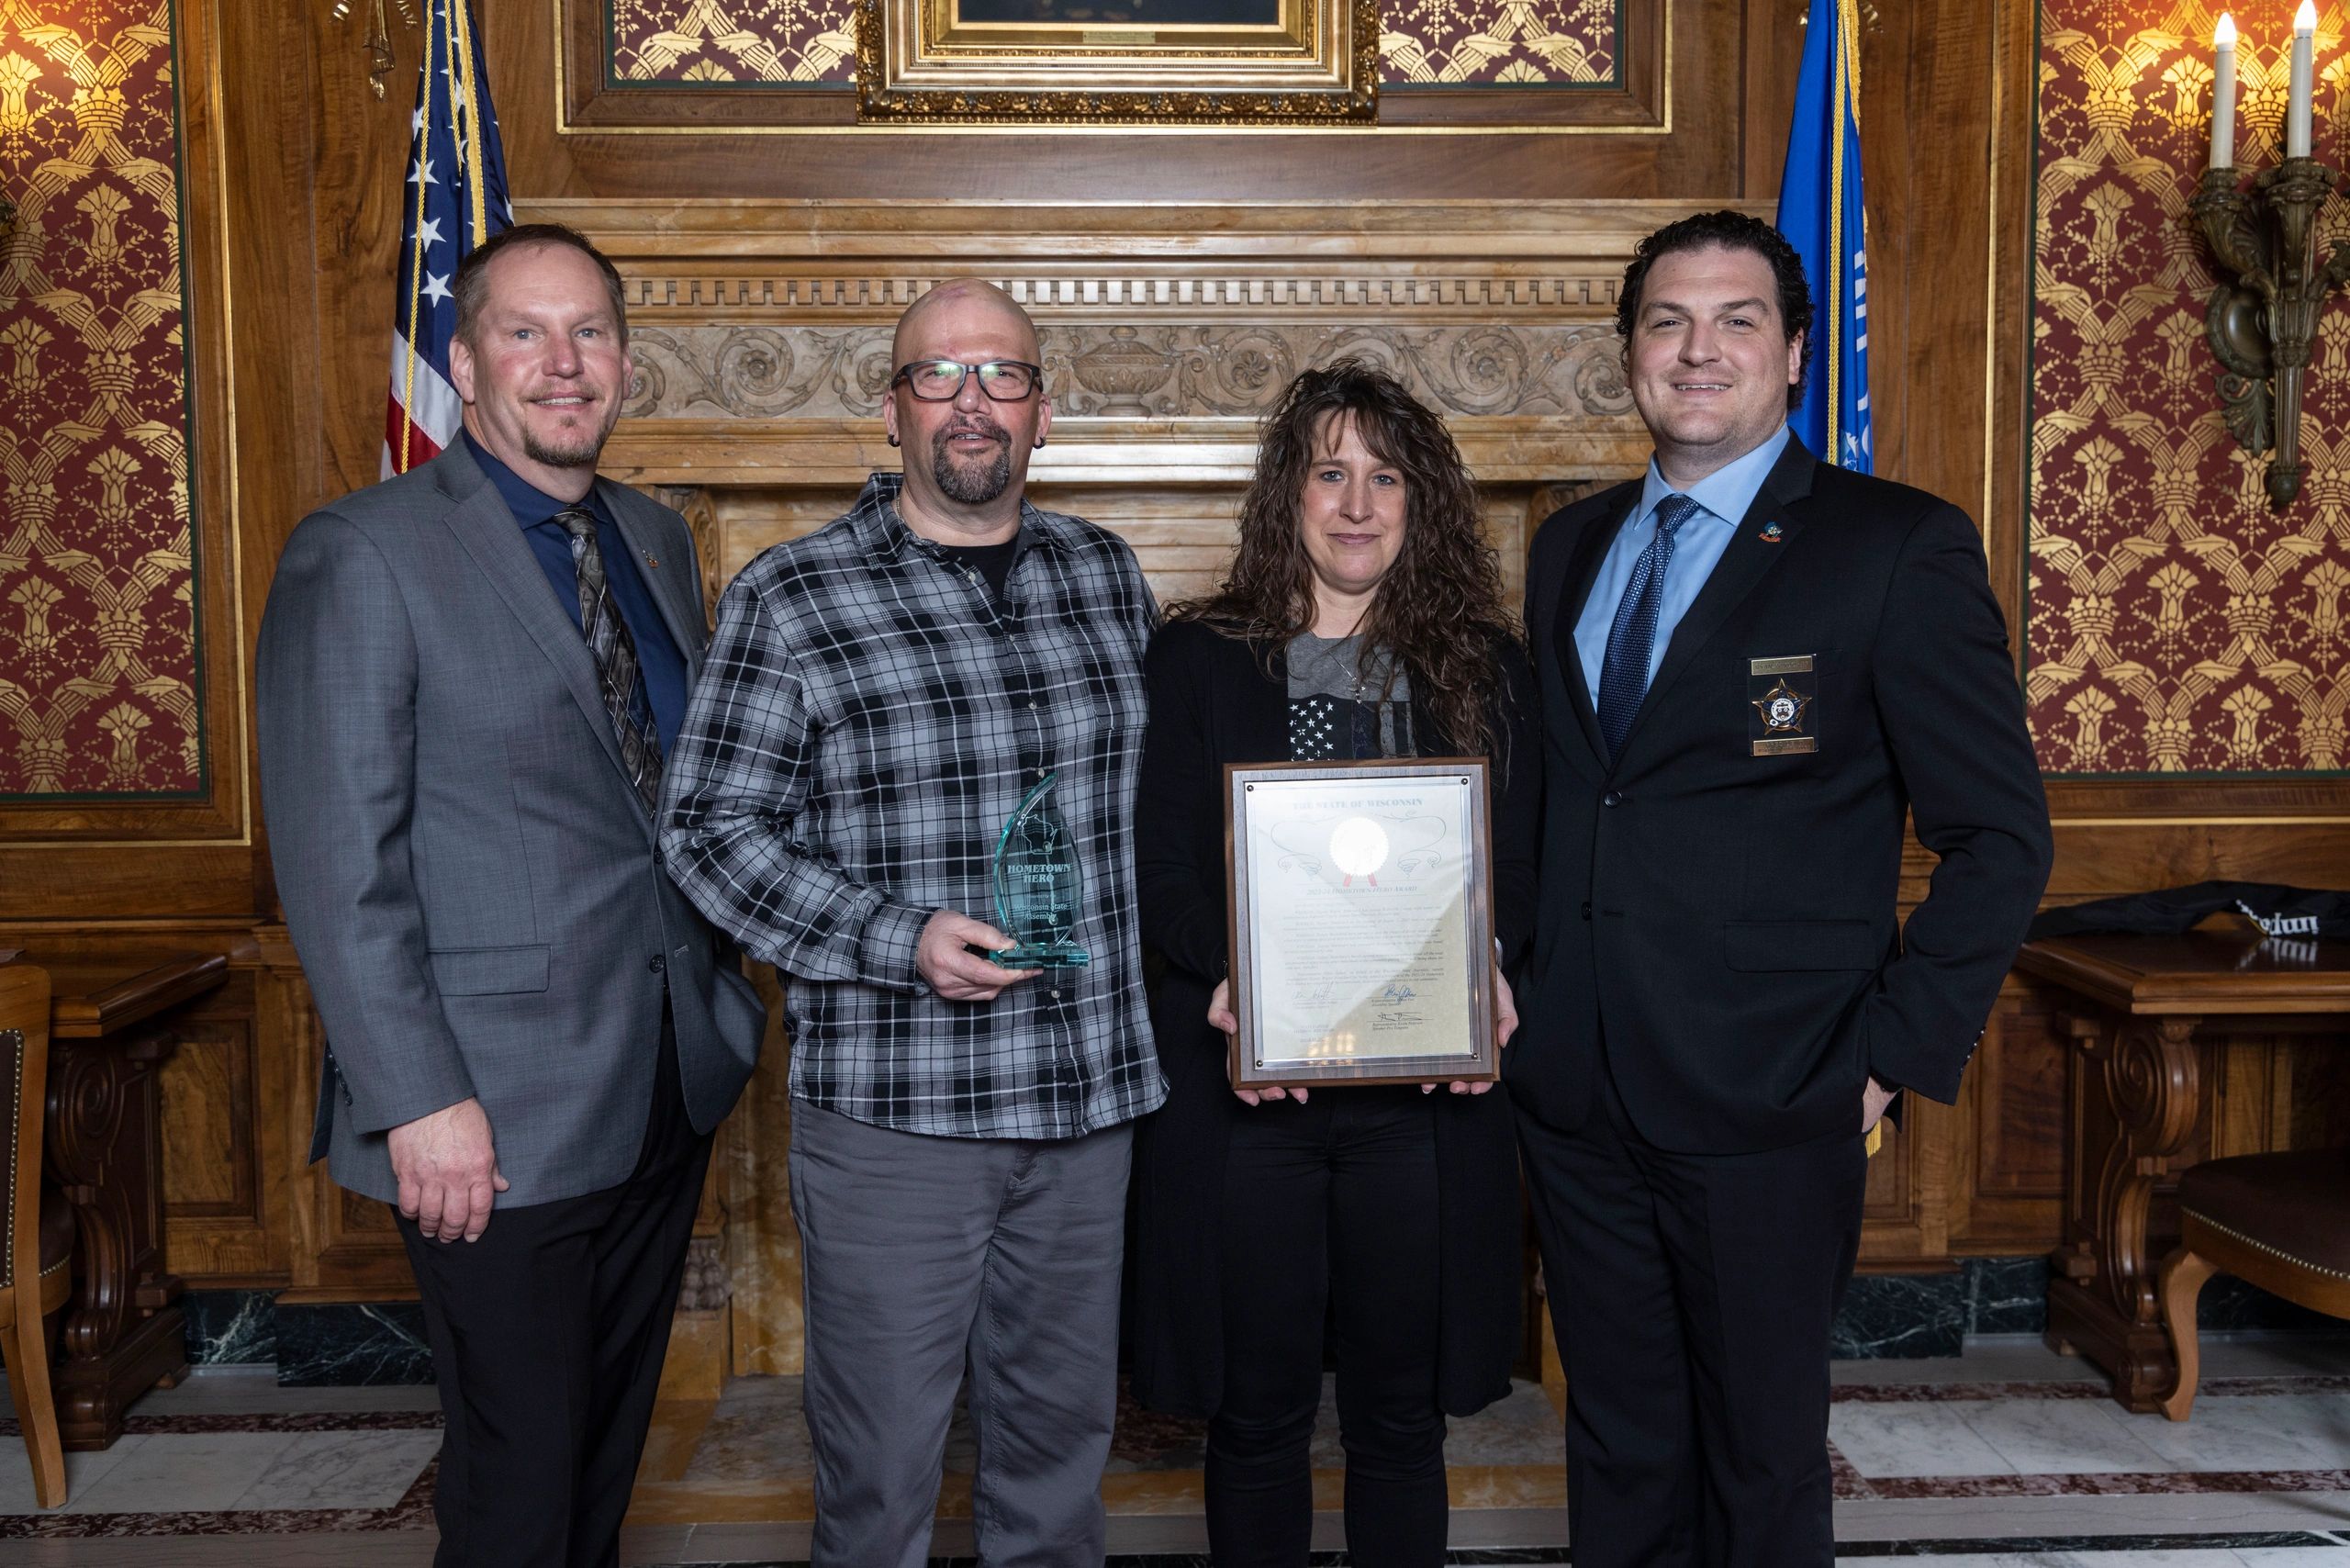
<box><xmin>889</xmin><ymin>359</ymin><xmax>1043</xmax><ymax>402</ymax></box>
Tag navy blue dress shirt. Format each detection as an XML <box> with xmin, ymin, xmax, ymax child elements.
<box><xmin>463</xmin><ymin>430</ymin><xmax>689</xmax><ymax>756</ymax></box>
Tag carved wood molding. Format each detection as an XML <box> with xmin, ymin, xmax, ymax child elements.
<box><xmin>599</xmin><ymin>414</ymin><xmax>1653</xmax><ymax>489</ymax></box>
<box><xmin>529</xmin><ymin>198</ymin><xmax>1707</xmax><ymax>486</ymax></box>
<box><xmin>621</xmin><ymin>273</ymin><xmax>1632</xmax><ymax>317</ymax></box>
<box><xmin>526</xmin><ymin>198</ymin><xmax>1762</xmax><ymax>324</ymax></box>
<box><xmin>622</xmin><ymin>321</ymin><xmax>1632</xmax><ymax>422</ymax></box>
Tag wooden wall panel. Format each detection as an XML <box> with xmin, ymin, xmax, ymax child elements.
<box><xmin>1948</xmin><ymin>980</ymin><xmax>2071</xmax><ymax>1256</ymax></box>
<box><xmin>701</xmin><ymin>483</ymin><xmax>1535</xmax><ymax>614</ymax></box>
<box><xmin>2288</xmin><ymin>1043</ymin><xmax>2350</xmax><ymax>1147</ymax></box>
<box><xmin>158</xmin><ymin>1008</ymin><xmax>253</xmax><ymax>1221</ymax></box>
<box><xmin>157</xmin><ymin>967</ymin><xmax>298</xmax><ymax>1284</ymax></box>
<box><xmin>261</xmin><ymin>946</ymin><xmax>416</xmax><ymax>1302</ymax></box>
<box><xmin>1865</xmin><ymin>0</ymin><xmax>1998</xmax><ymax>548</ymax></box>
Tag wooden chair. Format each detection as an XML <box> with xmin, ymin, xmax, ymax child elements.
<box><xmin>0</xmin><ymin>965</ymin><xmax>74</xmax><ymax>1506</ymax></box>
<box><xmin>2157</xmin><ymin>1148</ymin><xmax>2350</xmax><ymax>1421</ymax></box>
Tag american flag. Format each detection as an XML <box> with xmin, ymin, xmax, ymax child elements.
<box><xmin>384</xmin><ymin>0</ymin><xmax>512</xmax><ymax>476</ymax></box>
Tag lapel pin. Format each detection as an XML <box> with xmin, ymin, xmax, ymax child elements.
<box><xmin>1759</xmin><ymin>521</ymin><xmax>1785</xmax><ymax>543</ymax></box>
<box><xmin>645</xmin><ymin>554</ymin><xmax>660</xmax><ymax>568</ymax></box>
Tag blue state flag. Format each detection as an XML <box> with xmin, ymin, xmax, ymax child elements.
<box><xmin>1776</xmin><ymin>0</ymin><xmax>1871</xmax><ymax>472</ymax></box>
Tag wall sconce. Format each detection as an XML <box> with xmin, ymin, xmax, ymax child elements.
<box><xmin>2191</xmin><ymin>6</ymin><xmax>2347</xmax><ymax>510</ymax></box>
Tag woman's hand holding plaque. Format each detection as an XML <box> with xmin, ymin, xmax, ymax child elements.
<box><xmin>1210</xmin><ymin>978</ymin><xmax>1309</xmax><ymax>1105</ymax></box>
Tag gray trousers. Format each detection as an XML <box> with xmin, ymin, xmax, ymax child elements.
<box><xmin>789</xmin><ymin>1101</ymin><xmax>1135</xmax><ymax>1568</ymax></box>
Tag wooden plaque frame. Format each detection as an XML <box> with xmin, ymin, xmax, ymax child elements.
<box><xmin>1224</xmin><ymin>759</ymin><xmax>1499</xmax><ymax>1088</ymax></box>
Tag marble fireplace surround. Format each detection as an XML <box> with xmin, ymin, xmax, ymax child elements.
<box><xmin>530</xmin><ymin>197</ymin><xmax>1733</xmax><ymax>1377</ymax></box>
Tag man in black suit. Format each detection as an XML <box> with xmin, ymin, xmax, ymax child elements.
<box><xmin>1512</xmin><ymin>210</ymin><xmax>2052</xmax><ymax>1566</ymax></box>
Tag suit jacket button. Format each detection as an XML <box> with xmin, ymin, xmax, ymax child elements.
<box><xmin>648</xmin><ymin>955</ymin><xmax>666</xmax><ymax>974</ymax></box>
<box><xmin>1580</xmin><ymin>901</ymin><xmax>1593</xmax><ymax>921</ymax></box>
<box><xmin>1602</xmin><ymin>790</ymin><xmax>1624</xmax><ymax>808</ymax></box>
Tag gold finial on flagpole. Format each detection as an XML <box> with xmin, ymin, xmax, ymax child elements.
<box><xmin>329</xmin><ymin>0</ymin><xmax>418</xmax><ymax>102</ymax></box>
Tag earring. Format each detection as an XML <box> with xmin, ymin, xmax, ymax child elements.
<box><xmin>1033</xmin><ymin>437</ymin><xmax>1046</xmax><ymax>450</ymax></box>
<box><xmin>888</xmin><ymin>434</ymin><xmax>901</xmax><ymax>447</ymax></box>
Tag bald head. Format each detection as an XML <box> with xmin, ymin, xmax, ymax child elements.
<box><xmin>892</xmin><ymin>278</ymin><xmax>1038</xmax><ymax>368</ymax></box>
<box><xmin>881</xmin><ymin>277</ymin><xmax>1052</xmax><ymax>545</ymax></box>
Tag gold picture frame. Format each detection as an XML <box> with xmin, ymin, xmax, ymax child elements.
<box><xmin>854</xmin><ymin>0</ymin><xmax>1378</xmax><ymax>124</ymax></box>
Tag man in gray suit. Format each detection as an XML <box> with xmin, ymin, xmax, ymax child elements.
<box><xmin>257</xmin><ymin>223</ymin><xmax>766</xmax><ymax>1568</ymax></box>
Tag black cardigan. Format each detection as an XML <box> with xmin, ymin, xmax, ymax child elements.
<box><xmin>1127</xmin><ymin>617</ymin><xmax>1542</xmax><ymax>1420</ymax></box>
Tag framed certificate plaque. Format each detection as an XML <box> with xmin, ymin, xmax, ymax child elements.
<box><xmin>1224</xmin><ymin>760</ymin><xmax>1498</xmax><ymax>1090</ymax></box>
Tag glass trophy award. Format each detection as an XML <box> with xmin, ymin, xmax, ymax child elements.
<box><xmin>989</xmin><ymin>770</ymin><xmax>1091</xmax><ymax>969</ymax></box>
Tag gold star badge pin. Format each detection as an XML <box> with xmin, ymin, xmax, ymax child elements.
<box><xmin>1751</xmin><ymin>678</ymin><xmax>1809</xmax><ymax>734</ymax></box>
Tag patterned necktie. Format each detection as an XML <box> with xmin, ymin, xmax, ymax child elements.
<box><xmin>1595</xmin><ymin>493</ymin><xmax>1702</xmax><ymax>762</ymax></box>
<box><xmin>553</xmin><ymin>507</ymin><xmax>664</xmax><ymax>814</ymax></box>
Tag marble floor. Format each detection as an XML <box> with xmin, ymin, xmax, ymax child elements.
<box><xmin>0</xmin><ymin>1337</ymin><xmax>2340</xmax><ymax>1565</ymax></box>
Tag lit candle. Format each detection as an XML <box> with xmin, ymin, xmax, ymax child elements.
<box><xmin>2213</xmin><ymin>13</ymin><xmax>2239</xmax><ymax>168</ymax></box>
<box><xmin>2288</xmin><ymin>0</ymin><xmax>2317</xmax><ymax>160</ymax></box>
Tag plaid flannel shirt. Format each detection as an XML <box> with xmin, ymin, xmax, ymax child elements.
<box><xmin>659</xmin><ymin>474</ymin><xmax>1165</xmax><ymax>1139</ymax></box>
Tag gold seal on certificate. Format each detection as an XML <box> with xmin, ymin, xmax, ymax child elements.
<box><xmin>1223</xmin><ymin>760</ymin><xmax>1499</xmax><ymax>1089</ymax></box>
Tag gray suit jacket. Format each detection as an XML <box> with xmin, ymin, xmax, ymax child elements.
<box><xmin>256</xmin><ymin>441</ymin><xmax>767</xmax><ymax>1206</ymax></box>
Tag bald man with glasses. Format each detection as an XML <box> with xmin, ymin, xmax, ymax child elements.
<box><xmin>660</xmin><ymin>280</ymin><xmax>1162</xmax><ymax>1567</ymax></box>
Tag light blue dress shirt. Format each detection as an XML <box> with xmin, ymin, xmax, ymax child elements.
<box><xmin>1573</xmin><ymin>425</ymin><xmax>1794</xmax><ymax>708</ymax></box>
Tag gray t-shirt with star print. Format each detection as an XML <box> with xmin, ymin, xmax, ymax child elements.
<box><xmin>1286</xmin><ymin>633</ymin><xmax>1415</xmax><ymax>761</ymax></box>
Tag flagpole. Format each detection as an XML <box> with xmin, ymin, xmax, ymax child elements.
<box><xmin>450</xmin><ymin>0</ymin><xmax>489</xmax><ymax>246</ymax></box>
<box><xmin>1825</xmin><ymin>0</ymin><xmax>1848</xmax><ymax>466</ymax></box>
<box><xmin>397</xmin><ymin>0</ymin><xmax>443</xmax><ymax>475</ymax></box>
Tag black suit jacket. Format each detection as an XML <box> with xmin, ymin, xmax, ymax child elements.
<box><xmin>1511</xmin><ymin>437</ymin><xmax>2052</xmax><ymax>1155</ymax></box>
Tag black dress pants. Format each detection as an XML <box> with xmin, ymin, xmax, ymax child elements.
<box><xmin>1516</xmin><ymin>1061</ymin><xmax>1867</xmax><ymax>1568</ymax></box>
<box><xmin>399</xmin><ymin>1015</ymin><xmax>711</xmax><ymax>1568</ymax></box>
<box><xmin>1207</xmin><ymin>1088</ymin><xmax>1446</xmax><ymax>1568</ymax></box>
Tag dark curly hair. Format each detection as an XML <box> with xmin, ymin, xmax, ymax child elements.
<box><xmin>1615</xmin><ymin>209</ymin><xmax>1813</xmax><ymax>411</ymax></box>
<box><xmin>1169</xmin><ymin>360</ymin><xmax>1516</xmax><ymax>760</ymax></box>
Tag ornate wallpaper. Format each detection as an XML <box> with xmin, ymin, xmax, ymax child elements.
<box><xmin>0</xmin><ymin>0</ymin><xmax>198</xmax><ymax>796</ymax></box>
<box><xmin>2031</xmin><ymin>0</ymin><xmax>2350</xmax><ymax>772</ymax></box>
<box><xmin>607</xmin><ymin>0</ymin><xmax>1618</xmax><ymax>88</ymax></box>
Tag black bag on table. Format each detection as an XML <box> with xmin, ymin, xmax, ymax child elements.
<box><xmin>2027</xmin><ymin>880</ymin><xmax>2350</xmax><ymax>942</ymax></box>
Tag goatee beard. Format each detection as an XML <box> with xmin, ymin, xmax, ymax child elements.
<box><xmin>930</xmin><ymin>420</ymin><xmax>1014</xmax><ymax>506</ymax></box>
<box><xmin>523</xmin><ymin>429</ymin><xmax>604</xmax><ymax>470</ymax></box>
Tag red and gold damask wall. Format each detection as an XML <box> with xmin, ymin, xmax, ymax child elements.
<box><xmin>2031</xmin><ymin>0</ymin><xmax>2350</xmax><ymax>773</ymax></box>
<box><xmin>0</xmin><ymin>0</ymin><xmax>198</xmax><ymax>797</ymax></box>
<box><xmin>606</xmin><ymin>0</ymin><xmax>1618</xmax><ymax>86</ymax></box>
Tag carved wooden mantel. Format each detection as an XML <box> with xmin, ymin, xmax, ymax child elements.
<box><xmin>536</xmin><ymin>198</ymin><xmax>1737</xmax><ymax>486</ymax></box>
<box><xmin>527</xmin><ymin>197</ymin><xmax>1750</xmax><ymax>615</ymax></box>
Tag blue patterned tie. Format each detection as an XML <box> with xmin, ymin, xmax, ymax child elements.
<box><xmin>1596</xmin><ymin>494</ymin><xmax>1702</xmax><ymax>762</ymax></box>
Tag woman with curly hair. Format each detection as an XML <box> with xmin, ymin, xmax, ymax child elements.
<box><xmin>1129</xmin><ymin>360</ymin><xmax>1539</xmax><ymax>1565</ymax></box>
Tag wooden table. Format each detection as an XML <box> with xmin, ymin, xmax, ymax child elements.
<box><xmin>2016</xmin><ymin>929</ymin><xmax>2350</xmax><ymax>1412</ymax></box>
<box><xmin>23</xmin><ymin>952</ymin><xmax>222</xmax><ymax>1449</ymax></box>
